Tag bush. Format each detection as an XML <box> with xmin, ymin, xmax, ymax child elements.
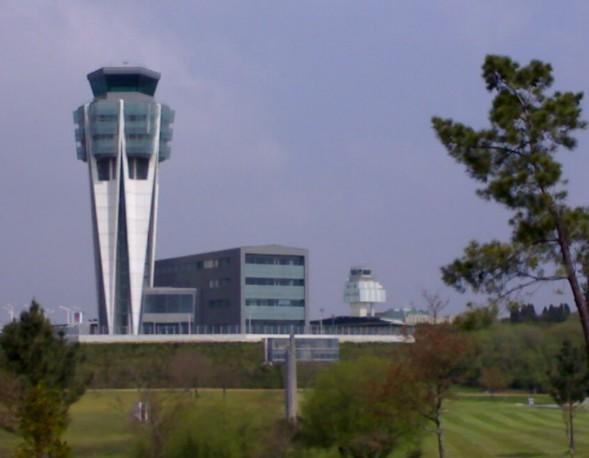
<box><xmin>300</xmin><ymin>357</ymin><xmax>423</xmax><ymax>458</ymax></box>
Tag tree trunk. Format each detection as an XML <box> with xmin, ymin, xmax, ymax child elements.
<box><xmin>435</xmin><ymin>414</ymin><xmax>445</xmax><ymax>458</ymax></box>
<box><xmin>513</xmin><ymin>88</ymin><xmax>589</xmax><ymax>355</ymax></box>
<box><xmin>553</xmin><ymin>213</ymin><xmax>589</xmax><ymax>354</ymax></box>
<box><xmin>568</xmin><ymin>404</ymin><xmax>575</xmax><ymax>455</ymax></box>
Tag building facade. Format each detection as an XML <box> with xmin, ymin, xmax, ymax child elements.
<box><xmin>73</xmin><ymin>67</ymin><xmax>174</xmax><ymax>335</ymax></box>
<box><xmin>154</xmin><ymin>245</ymin><xmax>309</xmax><ymax>332</ymax></box>
<box><xmin>141</xmin><ymin>287</ymin><xmax>197</xmax><ymax>334</ymax></box>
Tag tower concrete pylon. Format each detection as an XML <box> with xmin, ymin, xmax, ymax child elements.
<box><xmin>73</xmin><ymin>67</ymin><xmax>174</xmax><ymax>335</ymax></box>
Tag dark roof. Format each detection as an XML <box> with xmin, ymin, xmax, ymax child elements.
<box><xmin>156</xmin><ymin>244</ymin><xmax>307</xmax><ymax>263</ymax></box>
<box><xmin>87</xmin><ymin>66</ymin><xmax>161</xmax><ymax>97</ymax></box>
<box><xmin>310</xmin><ymin>316</ymin><xmax>402</xmax><ymax>327</ymax></box>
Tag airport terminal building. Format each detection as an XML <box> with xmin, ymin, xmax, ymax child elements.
<box><xmin>70</xmin><ymin>67</ymin><xmax>408</xmax><ymax>342</ymax></box>
<box><xmin>154</xmin><ymin>245</ymin><xmax>309</xmax><ymax>333</ymax></box>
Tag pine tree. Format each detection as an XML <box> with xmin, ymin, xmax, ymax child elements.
<box><xmin>433</xmin><ymin>55</ymin><xmax>589</xmax><ymax>353</ymax></box>
<box><xmin>0</xmin><ymin>301</ymin><xmax>86</xmax><ymax>457</ymax></box>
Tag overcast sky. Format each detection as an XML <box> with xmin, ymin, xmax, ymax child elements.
<box><xmin>1</xmin><ymin>1</ymin><xmax>589</xmax><ymax>324</ymax></box>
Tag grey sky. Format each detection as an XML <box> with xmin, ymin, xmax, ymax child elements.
<box><xmin>1</xmin><ymin>1</ymin><xmax>589</xmax><ymax>324</ymax></box>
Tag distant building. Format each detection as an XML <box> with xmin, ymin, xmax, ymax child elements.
<box><xmin>378</xmin><ymin>307</ymin><xmax>453</xmax><ymax>325</ymax></box>
<box><xmin>154</xmin><ymin>245</ymin><xmax>308</xmax><ymax>332</ymax></box>
<box><xmin>343</xmin><ymin>266</ymin><xmax>386</xmax><ymax>317</ymax></box>
<box><xmin>375</xmin><ymin>308</ymin><xmax>406</xmax><ymax>325</ymax></box>
<box><xmin>310</xmin><ymin>315</ymin><xmax>408</xmax><ymax>336</ymax></box>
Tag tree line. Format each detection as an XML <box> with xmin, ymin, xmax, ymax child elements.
<box><xmin>508</xmin><ymin>303</ymin><xmax>571</xmax><ymax>323</ymax></box>
<box><xmin>2</xmin><ymin>301</ymin><xmax>589</xmax><ymax>457</ymax></box>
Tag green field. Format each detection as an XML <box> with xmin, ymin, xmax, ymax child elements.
<box><xmin>0</xmin><ymin>390</ymin><xmax>587</xmax><ymax>457</ymax></box>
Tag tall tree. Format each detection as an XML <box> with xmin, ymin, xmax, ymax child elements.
<box><xmin>547</xmin><ymin>339</ymin><xmax>589</xmax><ymax>455</ymax></box>
<box><xmin>0</xmin><ymin>301</ymin><xmax>86</xmax><ymax>457</ymax></box>
<box><xmin>432</xmin><ymin>55</ymin><xmax>589</xmax><ymax>352</ymax></box>
<box><xmin>388</xmin><ymin>325</ymin><xmax>470</xmax><ymax>458</ymax></box>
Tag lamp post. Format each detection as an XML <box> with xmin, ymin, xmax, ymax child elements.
<box><xmin>319</xmin><ymin>308</ymin><xmax>324</xmax><ymax>335</ymax></box>
<box><xmin>59</xmin><ymin>305</ymin><xmax>73</xmax><ymax>325</ymax></box>
<box><xmin>44</xmin><ymin>307</ymin><xmax>56</xmax><ymax>321</ymax></box>
<box><xmin>3</xmin><ymin>304</ymin><xmax>15</xmax><ymax>322</ymax></box>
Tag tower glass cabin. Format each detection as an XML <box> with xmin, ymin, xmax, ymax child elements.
<box><xmin>343</xmin><ymin>267</ymin><xmax>386</xmax><ymax>317</ymax></box>
<box><xmin>73</xmin><ymin>67</ymin><xmax>174</xmax><ymax>335</ymax></box>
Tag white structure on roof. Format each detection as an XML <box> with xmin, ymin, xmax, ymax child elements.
<box><xmin>343</xmin><ymin>267</ymin><xmax>387</xmax><ymax>317</ymax></box>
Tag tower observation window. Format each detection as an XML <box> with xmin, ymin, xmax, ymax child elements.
<box><xmin>96</xmin><ymin>158</ymin><xmax>116</xmax><ymax>181</ymax></box>
<box><xmin>128</xmin><ymin>157</ymin><xmax>149</xmax><ymax>180</ymax></box>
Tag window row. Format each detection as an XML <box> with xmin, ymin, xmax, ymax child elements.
<box><xmin>95</xmin><ymin>157</ymin><xmax>150</xmax><ymax>181</ymax></box>
<box><xmin>208</xmin><ymin>278</ymin><xmax>232</xmax><ymax>289</ymax></box>
<box><xmin>245</xmin><ymin>277</ymin><xmax>304</xmax><ymax>286</ymax></box>
<box><xmin>245</xmin><ymin>254</ymin><xmax>304</xmax><ymax>266</ymax></box>
<box><xmin>90</xmin><ymin>114</ymin><xmax>162</xmax><ymax>124</ymax></box>
<box><xmin>156</xmin><ymin>257</ymin><xmax>232</xmax><ymax>275</ymax></box>
<box><xmin>92</xmin><ymin>134</ymin><xmax>155</xmax><ymax>142</ymax></box>
<box><xmin>201</xmin><ymin>257</ymin><xmax>232</xmax><ymax>269</ymax></box>
<box><xmin>245</xmin><ymin>299</ymin><xmax>305</xmax><ymax>307</ymax></box>
<box><xmin>143</xmin><ymin>295</ymin><xmax>194</xmax><ymax>314</ymax></box>
<box><xmin>126</xmin><ymin>133</ymin><xmax>152</xmax><ymax>141</ymax></box>
<box><xmin>93</xmin><ymin>133</ymin><xmax>114</xmax><ymax>141</ymax></box>
<box><xmin>92</xmin><ymin>114</ymin><xmax>118</xmax><ymax>122</ymax></box>
<box><xmin>351</xmin><ymin>268</ymin><xmax>372</xmax><ymax>276</ymax></box>
<box><xmin>126</xmin><ymin>114</ymin><xmax>147</xmax><ymax>122</ymax></box>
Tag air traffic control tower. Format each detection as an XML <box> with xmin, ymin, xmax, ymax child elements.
<box><xmin>73</xmin><ymin>67</ymin><xmax>174</xmax><ymax>335</ymax></box>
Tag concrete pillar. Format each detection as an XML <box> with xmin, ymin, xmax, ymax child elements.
<box><xmin>285</xmin><ymin>333</ymin><xmax>298</xmax><ymax>425</ymax></box>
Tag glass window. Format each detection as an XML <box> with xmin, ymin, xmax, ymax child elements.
<box><xmin>203</xmin><ymin>259</ymin><xmax>219</xmax><ymax>269</ymax></box>
<box><xmin>208</xmin><ymin>278</ymin><xmax>231</xmax><ymax>289</ymax></box>
<box><xmin>219</xmin><ymin>257</ymin><xmax>231</xmax><ymax>266</ymax></box>
<box><xmin>96</xmin><ymin>158</ymin><xmax>116</xmax><ymax>181</ymax></box>
<box><xmin>126</xmin><ymin>115</ymin><xmax>147</xmax><ymax>122</ymax></box>
<box><xmin>102</xmin><ymin>74</ymin><xmax>158</xmax><ymax>96</ymax></box>
<box><xmin>208</xmin><ymin>299</ymin><xmax>230</xmax><ymax>308</ymax></box>
<box><xmin>128</xmin><ymin>157</ymin><xmax>149</xmax><ymax>180</ymax></box>
<box><xmin>144</xmin><ymin>293</ymin><xmax>194</xmax><ymax>314</ymax></box>
<box><xmin>92</xmin><ymin>134</ymin><xmax>114</xmax><ymax>141</ymax></box>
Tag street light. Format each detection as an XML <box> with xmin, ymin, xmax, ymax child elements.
<box><xmin>59</xmin><ymin>305</ymin><xmax>73</xmax><ymax>325</ymax></box>
<box><xmin>3</xmin><ymin>304</ymin><xmax>15</xmax><ymax>322</ymax></box>
<box><xmin>43</xmin><ymin>307</ymin><xmax>57</xmax><ymax>323</ymax></box>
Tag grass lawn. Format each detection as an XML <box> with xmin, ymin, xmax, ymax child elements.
<box><xmin>423</xmin><ymin>394</ymin><xmax>589</xmax><ymax>457</ymax></box>
<box><xmin>0</xmin><ymin>390</ymin><xmax>587</xmax><ymax>457</ymax></box>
